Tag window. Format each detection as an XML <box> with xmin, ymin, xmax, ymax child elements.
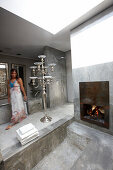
<box><xmin>71</xmin><ymin>11</ymin><xmax>113</xmax><ymax>68</ymax></box>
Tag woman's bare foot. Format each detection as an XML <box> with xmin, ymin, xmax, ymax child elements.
<box><xmin>5</xmin><ymin>125</ymin><xmax>13</xmax><ymax>130</ymax></box>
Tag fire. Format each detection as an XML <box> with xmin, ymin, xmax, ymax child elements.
<box><xmin>87</xmin><ymin>105</ymin><xmax>104</xmax><ymax>118</ymax></box>
<box><xmin>96</xmin><ymin>109</ymin><xmax>99</xmax><ymax>116</ymax></box>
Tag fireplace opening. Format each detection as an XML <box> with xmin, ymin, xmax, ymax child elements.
<box><xmin>83</xmin><ymin>104</ymin><xmax>105</xmax><ymax>124</ymax></box>
<box><xmin>79</xmin><ymin>81</ymin><xmax>109</xmax><ymax>128</ymax></box>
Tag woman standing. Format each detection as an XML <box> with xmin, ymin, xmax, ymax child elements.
<box><xmin>6</xmin><ymin>69</ymin><xmax>27</xmax><ymax>130</ymax></box>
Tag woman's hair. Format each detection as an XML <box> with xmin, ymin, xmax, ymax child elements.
<box><xmin>10</xmin><ymin>68</ymin><xmax>19</xmax><ymax>80</ymax></box>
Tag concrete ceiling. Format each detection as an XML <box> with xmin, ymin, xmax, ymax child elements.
<box><xmin>0</xmin><ymin>0</ymin><xmax>113</xmax><ymax>59</ymax></box>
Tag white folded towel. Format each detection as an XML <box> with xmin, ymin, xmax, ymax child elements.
<box><xmin>19</xmin><ymin>123</ymin><xmax>34</xmax><ymax>135</ymax></box>
<box><xmin>16</xmin><ymin>127</ymin><xmax>39</xmax><ymax>140</ymax></box>
<box><xmin>21</xmin><ymin>133</ymin><xmax>39</xmax><ymax>145</ymax></box>
<box><xmin>16</xmin><ymin>123</ymin><xmax>39</xmax><ymax>145</ymax></box>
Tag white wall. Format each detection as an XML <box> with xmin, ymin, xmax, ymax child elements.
<box><xmin>71</xmin><ymin>8</ymin><xmax>113</xmax><ymax>69</ymax></box>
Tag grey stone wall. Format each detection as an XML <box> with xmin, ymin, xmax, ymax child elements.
<box><xmin>44</xmin><ymin>46</ymin><xmax>67</xmax><ymax>107</ymax></box>
<box><xmin>72</xmin><ymin>63</ymin><xmax>113</xmax><ymax>134</ymax></box>
<box><xmin>65</xmin><ymin>50</ymin><xmax>74</xmax><ymax>103</ymax></box>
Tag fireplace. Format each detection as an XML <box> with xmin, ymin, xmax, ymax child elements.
<box><xmin>79</xmin><ymin>81</ymin><xmax>109</xmax><ymax>128</ymax></box>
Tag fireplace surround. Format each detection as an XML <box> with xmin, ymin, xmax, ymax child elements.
<box><xmin>79</xmin><ymin>81</ymin><xmax>109</xmax><ymax>128</ymax></box>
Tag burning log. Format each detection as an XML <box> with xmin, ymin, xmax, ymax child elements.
<box><xmin>87</xmin><ymin>105</ymin><xmax>105</xmax><ymax>119</ymax></box>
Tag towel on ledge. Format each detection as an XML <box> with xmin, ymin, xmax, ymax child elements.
<box><xmin>19</xmin><ymin>123</ymin><xmax>34</xmax><ymax>135</ymax></box>
<box><xmin>16</xmin><ymin>123</ymin><xmax>39</xmax><ymax>145</ymax></box>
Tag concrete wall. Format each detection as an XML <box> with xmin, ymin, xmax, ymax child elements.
<box><xmin>72</xmin><ymin>63</ymin><xmax>113</xmax><ymax>134</ymax></box>
<box><xmin>65</xmin><ymin>50</ymin><xmax>74</xmax><ymax>103</ymax></box>
<box><xmin>71</xmin><ymin>7</ymin><xmax>113</xmax><ymax>134</ymax></box>
<box><xmin>44</xmin><ymin>46</ymin><xmax>67</xmax><ymax>107</ymax></box>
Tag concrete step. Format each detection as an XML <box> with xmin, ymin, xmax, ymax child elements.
<box><xmin>67</xmin><ymin>123</ymin><xmax>91</xmax><ymax>150</ymax></box>
<box><xmin>68</xmin><ymin>122</ymin><xmax>113</xmax><ymax>170</ymax></box>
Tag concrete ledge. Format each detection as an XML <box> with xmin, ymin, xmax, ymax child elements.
<box><xmin>28</xmin><ymin>99</ymin><xmax>42</xmax><ymax>114</ymax></box>
<box><xmin>67</xmin><ymin>127</ymin><xmax>90</xmax><ymax>150</ymax></box>
<box><xmin>1</xmin><ymin>116</ymin><xmax>74</xmax><ymax>170</ymax></box>
<box><xmin>0</xmin><ymin>104</ymin><xmax>11</xmax><ymax>125</ymax></box>
<box><xmin>0</xmin><ymin>99</ymin><xmax>42</xmax><ymax>125</ymax></box>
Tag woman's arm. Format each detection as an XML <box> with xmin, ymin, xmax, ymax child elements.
<box><xmin>18</xmin><ymin>78</ymin><xmax>27</xmax><ymax>101</ymax></box>
<box><xmin>8</xmin><ymin>80</ymin><xmax>10</xmax><ymax>103</ymax></box>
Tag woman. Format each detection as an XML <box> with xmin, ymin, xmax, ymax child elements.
<box><xmin>6</xmin><ymin>69</ymin><xmax>27</xmax><ymax>130</ymax></box>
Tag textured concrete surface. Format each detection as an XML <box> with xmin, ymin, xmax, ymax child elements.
<box><xmin>2</xmin><ymin>118</ymin><xmax>74</xmax><ymax>170</ymax></box>
<box><xmin>33</xmin><ymin>122</ymin><xmax>113</xmax><ymax>170</ymax></box>
<box><xmin>69</xmin><ymin>122</ymin><xmax>113</xmax><ymax>170</ymax></box>
<box><xmin>0</xmin><ymin>104</ymin><xmax>11</xmax><ymax>125</ymax></box>
<box><xmin>32</xmin><ymin>138</ymin><xmax>82</xmax><ymax>170</ymax></box>
<box><xmin>44</xmin><ymin>46</ymin><xmax>67</xmax><ymax>108</ymax></box>
<box><xmin>28</xmin><ymin>98</ymin><xmax>42</xmax><ymax>114</ymax></box>
<box><xmin>72</xmin><ymin>62</ymin><xmax>113</xmax><ymax>134</ymax></box>
<box><xmin>65</xmin><ymin>50</ymin><xmax>74</xmax><ymax>103</ymax></box>
<box><xmin>0</xmin><ymin>103</ymin><xmax>74</xmax><ymax>170</ymax></box>
<box><xmin>0</xmin><ymin>104</ymin><xmax>74</xmax><ymax>152</ymax></box>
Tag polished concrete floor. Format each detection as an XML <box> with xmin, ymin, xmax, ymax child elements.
<box><xmin>0</xmin><ymin>103</ymin><xmax>74</xmax><ymax>154</ymax></box>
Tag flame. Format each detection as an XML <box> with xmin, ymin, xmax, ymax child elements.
<box><xmin>92</xmin><ymin>105</ymin><xmax>96</xmax><ymax>111</ymax></box>
<box><xmin>96</xmin><ymin>110</ymin><xmax>99</xmax><ymax>116</ymax></box>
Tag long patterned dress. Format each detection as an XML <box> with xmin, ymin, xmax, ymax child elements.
<box><xmin>10</xmin><ymin>80</ymin><xmax>26</xmax><ymax>123</ymax></box>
